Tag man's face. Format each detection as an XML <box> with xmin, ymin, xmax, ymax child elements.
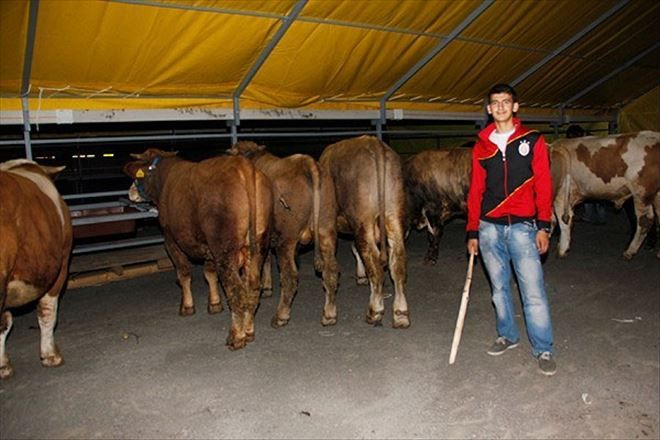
<box><xmin>487</xmin><ymin>92</ymin><xmax>519</xmax><ymax>124</ymax></box>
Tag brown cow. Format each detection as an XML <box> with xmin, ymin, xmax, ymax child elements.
<box><xmin>550</xmin><ymin>131</ymin><xmax>660</xmax><ymax>259</ymax></box>
<box><xmin>226</xmin><ymin>141</ymin><xmax>322</xmax><ymax>328</ymax></box>
<box><xmin>0</xmin><ymin>159</ymin><xmax>72</xmax><ymax>379</ymax></box>
<box><xmin>403</xmin><ymin>147</ymin><xmax>472</xmax><ymax>264</ymax></box>
<box><xmin>318</xmin><ymin>135</ymin><xmax>410</xmax><ymax>328</ymax></box>
<box><xmin>124</xmin><ymin>149</ymin><xmax>273</xmax><ymax>350</ymax></box>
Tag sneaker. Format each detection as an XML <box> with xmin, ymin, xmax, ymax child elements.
<box><xmin>487</xmin><ymin>337</ymin><xmax>519</xmax><ymax>356</ymax></box>
<box><xmin>538</xmin><ymin>352</ymin><xmax>557</xmax><ymax>376</ymax></box>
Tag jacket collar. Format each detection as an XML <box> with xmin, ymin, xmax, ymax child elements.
<box><xmin>478</xmin><ymin>117</ymin><xmax>523</xmax><ymax>143</ymax></box>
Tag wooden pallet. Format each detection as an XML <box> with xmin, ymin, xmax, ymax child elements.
<box><xmin>67</xmin><ymin>244</ymin><xmax>173</xmax><ymax>289</ymax></box>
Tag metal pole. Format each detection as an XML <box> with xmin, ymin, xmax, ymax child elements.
<box><xmin>21</xmin><ymin>0</ymin><xmax>40</xmax><ymax>160</ymax></box>
<box><xmin>21</xmin><ymin>97</ymin><xmax>33</xmax><ymax>160</ymax></box>
<box><xmin>232</xmin><ymin>0</ymin><xmax>307</xmax><ymax>128</ymax></box>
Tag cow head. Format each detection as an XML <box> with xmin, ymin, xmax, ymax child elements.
<box><xmin>123</xmin><ymin>148</ymin><xmax>177</xmax><ymax>203</ymax></box>
<box><xmin>226</xmin><ymin>141</ymin><xmax>266</xmax><ymax>157</ymax></box>
<box><xmin>0</xmin><ymin>159</ymin><xmax>66</xmax><ymax>181</ymax></box>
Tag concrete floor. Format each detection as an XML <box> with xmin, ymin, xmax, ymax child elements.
<box><xmin>1</xmin><ymin>210</ymin><xmax>658</xmax><ymax>439</ymax></box>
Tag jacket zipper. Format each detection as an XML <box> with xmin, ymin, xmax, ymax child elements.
<box><xmin>503</xmin><ymin>146</ymin><xmax>511</xmax><ymax>225</ymax></box>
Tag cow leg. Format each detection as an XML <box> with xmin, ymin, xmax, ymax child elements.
<box><xmin>319</xmin><ymin>228</ymin><xmax>339</xmax><ymax>326</ymax></box>
<box><xmin>217</xmin><ymin>264</ymin><xmax>249</xmax><ymax>351</ymax></box>
<box><xmin>554</xmin><ymin>192</ymin><xmax>574</xmax><ymax>258</ymax></box>
<box><xmin>37</xmin><ymin>293</ymin><xmax>63</xmax><ymax>368</ymax></box>
<box><xmin>653</xmin><ymin>193</ymin><xmax>660</xmax><ymax>259</ymax></box>
<box><xmin>387</xmin><ymin>221</ymin><xmax>410</xmax><ymax>329</ymax></box>
<box><xmin>165</xmin><ymin>240</ymin><xmax>195</xmax><ymax>316</ymax></box>
<box><xmin>261</xmin><ymin>252</ymin><xmax>274</xmax><ymax>298</ymax></box>
<box><xmin>351</xmin><ymin>243</ymin><xmax>369</xmax><ymax>285</ymax></box>
<box><xmin>243</xmin><ymin>248</ymin><xmax>266</xmax><ymax>343</ymax></box>
<box><xmin>203</xmin><ymin>260</ymin><xmax>223</xmax><ymax>314</ymax></box>
<box><xmin>623</xmin><ymin>196</ymin><xmax>654</xmax><ymax>260</ymax></box>
<box><xmin>0</xmin><ymin>310</ymin><xmax>14</xmax><ymax>379</ymax></box>
<box><xmin>355</xmin><ymin>225</ymin><xmax>386</xmax><ymax>326</ymax></box>
<box><xmin>425</xmin><ymin>226</ymin><xmax>443</xmax><ymax>265</ymax></box>
<box><xmin>424</xmin><ymin>213</ymin><xmax>442</xmax><ymax>266</ymax></box>
<box><xmin>272</xmin><ymin>241</ymin><xmax>298</xmax><ymax>328</ymax></box>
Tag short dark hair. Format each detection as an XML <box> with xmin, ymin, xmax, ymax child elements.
<box><xmin>488</xmin><ymin>83</ymin><xmax>518</xmax><ymax>104</ymax></box>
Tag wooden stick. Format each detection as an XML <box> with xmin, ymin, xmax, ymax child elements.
<box><xmin>449</xmin><ymin>251</ymin><xmax>475</xmax><ymax>365</ymax></box>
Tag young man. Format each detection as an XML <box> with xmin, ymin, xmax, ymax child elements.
<box><xmin>466</xmin><ymin>83</ymin><xmax>556</xmax><ymax>376</ymax></box>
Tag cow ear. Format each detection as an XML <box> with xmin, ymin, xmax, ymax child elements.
<box><xmin>130</xmin><ymin>153</ymin><xmax>145</xmax><ymax>160</ymax></box>
<box><xmin>39</xmin><ymin>165</ymin><xmax>66</xmax><ymax>179</ymax></box>
<box><xmin>257</xmin><ymin>144</ymin><xmax>266</xmax><ymax>151</ymax></box>
<box><xmin>226</xmin><ymin>146</ymin><xmax>238</xmax><ymax>155</ymax></box>
<box><xmin>162</xmin><ymin>151</ymin><xmax>178</xmax><ymax>157</ymax></box>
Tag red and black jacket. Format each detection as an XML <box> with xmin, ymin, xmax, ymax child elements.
<box><xmin>466</xmin><ymin>118</ymin><xmax>553</xmax><ymax>239</ymax></box>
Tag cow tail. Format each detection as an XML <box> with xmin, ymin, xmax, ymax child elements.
<box><xmin>377</xmin><ymin>139</ymin><xmax>388</xmax><ymax>266</ymax></box>
<box><xmin>247</xmin><ymin>161</ymin><xmax>258</xmax><ymax>259</ymax></box>
<box><xmin>307</xmin><ymin>157</ymin><xmax>323</xmax><ymax>272</ymax></box>
<box><xmin>0</xmin><ymin>275</ymin><xmax>7</xmax><ymax>331</ymax></box>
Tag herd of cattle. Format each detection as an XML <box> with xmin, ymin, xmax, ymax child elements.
<box><xmin>0</xmin><ymin>131</ymin><xmax>658</xmax><ymax>379</ymax></box>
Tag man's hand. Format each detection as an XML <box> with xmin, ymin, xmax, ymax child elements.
<box><xmin>536</xmin><ymin>230</ymin><xmax>549</xmax><ymax>254</ymax></box>
<box><xmin>467</xmin><ymin>238</ymin><xmax>479</xmax><ymax>256</ymax></box>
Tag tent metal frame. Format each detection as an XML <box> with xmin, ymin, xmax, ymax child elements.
<box><xmin>9</xmin><ymin>0</ymin><xmax>655</xmax><ymax>256</ymax></box>
<box><xmin>11</xmin><ymin>0</ymin><xmax>658</xmax><ymax>158</ymax></box>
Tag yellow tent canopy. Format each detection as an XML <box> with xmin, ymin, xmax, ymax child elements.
<box><xmin>1</xmin><ymin>0</ymin><xmax>659</xmax><ymax>124</ymax></box>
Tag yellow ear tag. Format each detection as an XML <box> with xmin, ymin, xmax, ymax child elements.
<box><xmin>136</xmin><ymin>169</ymin><xmax>145</xmax><ymax>178</ymax></box>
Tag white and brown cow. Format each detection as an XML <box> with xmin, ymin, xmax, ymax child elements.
<box><xmin>0</xmin><ymin>159</ymin><xmax>72</xmax><ymax>379</ymax></box>
<box><xmin>403</xmin><ymin>146</ymin><xmax>472</xmax><ymax>264</ymax></box>
<box><xmin>318</xmin><ymin>135</ymin><xmax>410</xmax><ymax>328</ymax></box>
<box><xmin>124</xmin><ymin>149</ymin><xmax>273</xmax><ymax>350</ymax></box>
<box><xmin>226</xmin><ymin>141</ymin><xmax>323</xmax><ymax>328</ymax></box>
<box><xmin>550</xmin><ymin>131</ymin><xmax>660</xmax><ymax>259</ymax></box>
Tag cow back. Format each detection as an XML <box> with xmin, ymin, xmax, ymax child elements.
<box><xmin>0</xmin><ymin>163</ymin><xmax>72</xmax><ymax>308</ymax></box>
<box><xmin>155</xmin><ymin>155</ymin><xmax>272</xmax><ymax>261</ymax></box>
<box><xmin>404</xmin><ymin>147</ymin><xmax>471</xmax><ymax>218</ymax></box>
<box><xmin>254</xmin><ymin>153</ymin><xmax>318</xmax><ymax>242</ymax></box>
<box><xmin>549</xmin><ymin>131</ymin><xmax>660</xmax><ymax>203</ymax></box>
<box><xmin>319</xmin><ymin>135</ymin><xmax>405</xmax><ymax>229</ymax></box>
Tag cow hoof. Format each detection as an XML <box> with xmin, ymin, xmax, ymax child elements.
<box><xmin>271</xmin><ymin>315</ymin><xmax>289</xmax><ymax>329</ymax></box>
<box><xmin>179</xmin><ymin>305</ymin><xmax>196</xmax><ymax>316</ymax></box>
<box><xmin>262</xmin><ymin>289</ymin><xmax>273</xmax><ymax>298</ymax></box>
<box><xmin>40</xmin><ymin>354</ymin><xmax>64</xmax><ymax>368</ymax></box>
<box><xmin>622</xmin><ymin>251</ymin><xmax>634</xmax><ymax>260</ymax></box>
<box><xmin>0</xmin><ymin>364</ymin><xmax>14</xmax><ymax>380</ymax></box>
<box><xmin>423</xmin><ymin>257</ymin><xmax>437</xmax><ymax>266</ymax></box>
<box><xmin>366</xmin><ymin>313</ymin><xmax>384</xmax><ymax>326</ymax></box>
<box><xmin>321</xmin><ymin>315</ymin><xmax>337</xmax><ymax>326</ymax></box>
<box><xmin>245</xmin><ymin>332</ymin><xmax>255</xmax><ymax>343</ymax></box>
<box><xmin>393</xmin><ymin>310</ymin><xmax>411</xmax><ymax>329</ymax></box>
<box><xmin>207</xmin><ymin>303</ymin><xmax>223</xmax><ymax>314</ymax></box>
<box><xmin>356</xmin><ymin>276</ymin><xmax>369</xmax><ymax>286</ymax></box>
<box><xmin>226</xmin><ymin>337</ymin><xmax>247</xmax><ymax>351</ymax></box>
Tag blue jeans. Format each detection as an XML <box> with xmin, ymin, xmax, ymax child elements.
<box><xmin>478</xmin><ymin>220</ymin><xmax>554</xmax><ymax>357</ymax></box>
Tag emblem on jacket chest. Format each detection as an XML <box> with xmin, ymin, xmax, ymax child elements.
<box><xmin>518</xmin><ymin>140</ymin><xmax>530</xmax><ymax>156</ymax></box>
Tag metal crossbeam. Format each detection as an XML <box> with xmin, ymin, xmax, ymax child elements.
<box><xmin>511</xmin><ymin>0</ymin><xmax>629</xmax><ymax>87</ymax></box>
<box><xmin>379</xmin><ymin>0</ymin><xmax>494</xmax><ymax>122</ymax></box>
<box><xmin>232</xmin><ymin>0</ymin><xmax>307</xmax><ymax>127</ymax></box>
<box><xmin>563</xmin><ymin>41</ymin><xmax>660</xmax><ymax>106</ymax></box>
